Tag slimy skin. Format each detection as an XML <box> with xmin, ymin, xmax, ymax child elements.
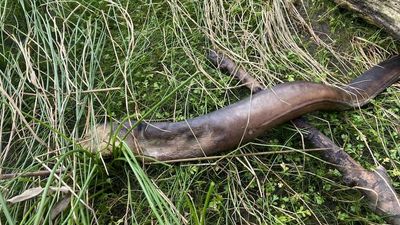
<box><xmin>90</xmin><ymin>56</ymin><xmax>400</xmax><ymax>161</ymax></box>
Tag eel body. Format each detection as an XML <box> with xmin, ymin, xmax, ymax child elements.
<box><xmin>91</xmin><ymin>56</ymin><xmax>400</xmax><ymax>161</ymax></box>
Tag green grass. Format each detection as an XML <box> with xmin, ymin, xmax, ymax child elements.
<box><xmin>0</xmin><ymin>0</ymin><xmax>399</xmax><ymax>224</ymax></box>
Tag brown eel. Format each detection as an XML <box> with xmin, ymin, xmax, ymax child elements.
<box><xmin>88</xmin><ymin>55</ymin><xmax>400</xmax><ymax>161</ymax></box>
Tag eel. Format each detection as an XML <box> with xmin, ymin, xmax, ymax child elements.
<box><xmin>88</xmin><ymin>55</ymin><xmax>400</xmax><ymax>161</ymax></box>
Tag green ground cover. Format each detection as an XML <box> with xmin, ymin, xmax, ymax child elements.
<box><xmin>0</xmin><ymin>0</ymin><xmax>399</xmax><ymax>224</ymax></box>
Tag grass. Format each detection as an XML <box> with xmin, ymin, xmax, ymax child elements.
<box><xmin>0</xmin><ymin>0</ymin><xmax>399</xmax><ymax>224</ymax></box>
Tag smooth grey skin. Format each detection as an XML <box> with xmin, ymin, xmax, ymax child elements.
<box><xmin>94</xmin><ymin>55</ymin><xmax>400</xmax><ymax>161</ymax></box>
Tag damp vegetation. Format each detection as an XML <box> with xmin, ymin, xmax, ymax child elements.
<box><xmin>0</xmin><ymin>0</ymin><xmax>399</xmax><ymax>224</ymax></box>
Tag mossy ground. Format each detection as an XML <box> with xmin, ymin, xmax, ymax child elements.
<box><xmin>0</xmin><ymin>0</ymin><xmax>399</xmax><ymax>224</ymax></box>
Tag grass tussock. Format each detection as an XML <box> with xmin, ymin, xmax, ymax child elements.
<box><xmin>0</xmin><ymin>0</ymin><xmax>399</xmax><ymax>224</ymax></box>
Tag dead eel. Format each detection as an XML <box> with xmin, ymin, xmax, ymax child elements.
<box><xmin>89</xmin><ymin>55</ymin><xmax>400</xmax><ymax>161</ymax></box>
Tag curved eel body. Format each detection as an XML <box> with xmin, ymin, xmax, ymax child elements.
<box><xmin>92</xmin><ymin>56</ymin><xmax>400</xmax><ymax>161</ymax></box>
